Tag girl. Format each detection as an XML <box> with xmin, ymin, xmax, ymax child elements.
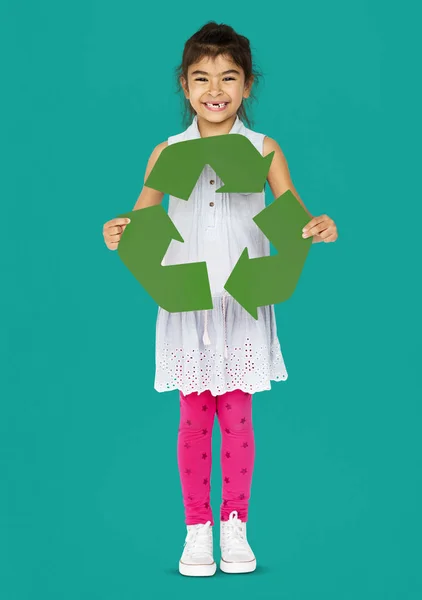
<box><xmin>102</xmin><ymin>22</ymin><xmax>338</xmax><ymax>577</ymax></box>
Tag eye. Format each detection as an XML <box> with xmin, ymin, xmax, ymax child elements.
<box><xmin>194</xmin><ymin>77</ymin><xmax>236</xmax><ymax>82</ymax></box>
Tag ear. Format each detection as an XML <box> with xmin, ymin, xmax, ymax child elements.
<box><xmin>243</xmin><ymin>75</ymin><xmax>254</xmax><ymax>99</ymax></box>
<box><xmin>180</xmin><ymin>75</ymin><xmax>189</xmax><ymax>99</ymax></box>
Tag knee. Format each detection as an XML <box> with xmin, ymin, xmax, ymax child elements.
<box><xmin>218</xmin><ymin>417</ymin><xmax>254</xmax><ymax>436</ymax></box>
<box><xmin>179</xmin><ymin>415</ymin><xmax>214</xmax><ymax>438</ymax></box>
<box><xmin>217</xmin><ymin>405</ymin><xmax>253</xmax><ymax>434</ymax></box>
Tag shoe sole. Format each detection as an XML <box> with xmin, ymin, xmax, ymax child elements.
<box><xmin>220</xmin><ymin>557</ymin><xmax>257</xmax><ymax>574</ymax></box>
<box><xmin>179</xmin><ymin>560</ymin><xmax>217</xmax><ymax>577</ymax></box>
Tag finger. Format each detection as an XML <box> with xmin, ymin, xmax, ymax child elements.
<box><xmin>302</xmin><ymin>218</ymin><xmax>317</xmax><ymax>231</ymax></box>
<box><xmin>108</xmin><ymin>242</ymin><xmax>119</xmax><ymax>250</ymax></box>
<box><xmin>113</xmin><ymin>218</ymin><xmax>132</xmax><ymax>226</ymax></box>
<box><xmin>325</xmin><ymin>233</ymin><xmax>337</xmax><ymax>242</ymax></box>
<box><xmin>302</xmin><ymin>217</ymin><xmax>327</xmax><ymax>237</ymax></box>
<box><xmin>318</xmin><ymin>226</ymin><xmax>337</xmax><ymax>241</ymax></box>
<box><xmin>302</xmin><ymin>215</ymin><xmax>326</xmax><ymax>232</ymax></box>
<box><xmin>303</xmin><ymin>224</ymin><xmax>327</xmax><ymax>238</ymax></box>
<box><xmin>103</xmin><ymin>218</ymin><xmax>131</xmax><ymax>230</ymax></box>
<box><xmin>108</xmin><ymin>225</ymin><xmax>123</xmax><ymax>236</ymax></box>
<box><xmin>304</xmin><ymin>218</ymin><xmax>332</xmax><ymax>238</ymax></box>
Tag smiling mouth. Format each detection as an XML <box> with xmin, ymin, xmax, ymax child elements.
<box><xmin>203</xmin><ymin>102</ymin><xmax>229</xmax><ymax>111</ymax></box>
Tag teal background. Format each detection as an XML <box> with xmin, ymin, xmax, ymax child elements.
<box><xmin>1</xmin><ymin>1</ymin><xmax>421</xmax><ymax>599</ymax></box>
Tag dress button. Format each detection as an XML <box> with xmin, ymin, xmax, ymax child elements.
<box><xmin>209</xmin><ymin>202</ymin><xmax>214</xmax><ymax>207</ymax></box>
<box><xmin>210</xmin><ymin>179</ymin><xmax>215</xmax><ymax>185</ymax></box>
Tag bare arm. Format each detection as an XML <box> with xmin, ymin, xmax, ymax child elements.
<box><xmin>132</xmin><ymin>141</ymin><xmax>168</xmax><ymax>210</ymax></box>
<box><xmin>102</xmin><ymin>141</ymin><xmax>169</xmax><ymax>250</ymax></box>
<box><xmin>263</xmin><ymin>136</ymin><xmax>322</xmax><ymax>243</ymax></box>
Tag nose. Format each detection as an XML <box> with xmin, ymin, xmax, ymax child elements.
<box><xmin>208</xmin><ymin>78</ymin><xmax>223</xmax><ymax>96</ymax></box>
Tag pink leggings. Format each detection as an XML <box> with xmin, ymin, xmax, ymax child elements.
<box><xmin>177</xmin><ymin>389</ymin><xmax>255</xmax><ymax>526</ymax></box>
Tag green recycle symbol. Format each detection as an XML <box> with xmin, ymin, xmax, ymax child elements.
<box><xmin>117</xmin><ymin>134</ymin><xmax>313</xmax><ymax>319</ymax></box>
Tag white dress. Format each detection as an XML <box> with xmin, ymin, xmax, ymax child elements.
<box><xmin>154</xmin><ymin>114</ymin><xmax>288</xmax><ymax>396</ymax></box>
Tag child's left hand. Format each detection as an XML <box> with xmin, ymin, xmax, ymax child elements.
<box><xmin>302</xmin><ymin>214</ymin><xmax>338</xmax><ymax>243</ymax></box>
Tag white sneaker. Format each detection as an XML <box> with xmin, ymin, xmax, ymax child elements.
<box><xmin>220</xmin><ymin>510</ymin><xmax>257</xmax><ymax>573</ymax></box>
<box><xmin>179</xmin><ymin>521</ymin><xmax>217</xmax><ymax>577</ymax></box>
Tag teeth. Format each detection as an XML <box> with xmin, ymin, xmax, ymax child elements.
<box><xmin>206</xmin><ymin>102</ymin><xmax>227</xmax><ymax>108</ymax></box>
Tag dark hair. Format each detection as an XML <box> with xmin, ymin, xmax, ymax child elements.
<box><xmin>174</xmin><ymin>21</ymin><xmax>263</xmax><ymax>129</ymax></box>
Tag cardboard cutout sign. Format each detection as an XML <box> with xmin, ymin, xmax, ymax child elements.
<box><xmin>117</xmin><ymin>135</ymin><xmax>312</xmax><ymax>318</ymax></box>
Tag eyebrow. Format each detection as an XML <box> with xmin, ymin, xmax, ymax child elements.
<box><xmin>190</xmin><ymin>69</ymin><xmax>240</xmax><ymax>76</ymax></box>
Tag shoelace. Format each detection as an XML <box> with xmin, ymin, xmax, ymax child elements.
<box><xmin>222</xmin><ymin>510</ymin><xmax>248</xmax><ymax>551</ymax></box>
<box><xmin>183</xmin><ymin>521</ymin><xmax>212</xmax><ymax>554</ymax></box>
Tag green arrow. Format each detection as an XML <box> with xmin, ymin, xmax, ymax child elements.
<box><xmin>116</xmin><ymin>205</ymin><xmax>213</xmax><ymax>312</ymax></box>
<box><xmin>145</xmin><ymin>134</ymin><xmax>274</xmax><ymax>200</ymax></box>
<box><xmin>224</xmin><ymin>190</ymin><xmax>313</xmax><ymax>319</ymax></box>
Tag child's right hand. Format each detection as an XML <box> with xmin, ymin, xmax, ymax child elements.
<box><xmin>102</xmin><ymin>140</ymin><xmax>167</xmax><ymax>251</ymax></box>
<box><xmin>103</xmin><ymin>217</ymin><xmax>131</xmax><ymax>250</ymax></box>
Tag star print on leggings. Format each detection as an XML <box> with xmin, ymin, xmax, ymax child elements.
<box><xmin>186</xmin><ymin>419</ymin><xmax>192</xmax><ymax>426</ymax></box>
<box><xmin>185</xmin><ymin>468</ymin><xmax>192</xmax><ymax>475</ymax></box>
<box><xmin>241</xmin><ymin>468</ymin><xmax>248</xmax><ymax>475</ymax></box>
<box><xmin>225</xmin><ymin>427</ymin><xmax>230</xmax><ymax>434</ymax></box>
<box><xmin>239</xmin><ymin>493</ymin><xmax>245</xmax><ymax>500</ymax></box>
<box><xmin>224</xmin><ymin>476</ymin><xmax>230</xmax><ymax>483</ymax></box>
<box><xmin>225</xmin><ymin>451</ymin><xmax>231</xmax><ymax>459</ymax></box>
<box><xmin>204</xmin><ymin>502</ymin><xmax>209</xmax><ymax>509</ymax></box>
<box><xmin>202</xmin><ymin>452</ymin><xmax>208</xmax><ymax>460</ymax></box>
<box><xmin>202</xmin><ymin>428</ymin><xmax>208</xmax><ymax>435</ymax></box>
<box><xmin>203</xmin><ymin>478</ymin><xmax>208</xmax><ymax>485</ymax></box>
<box><xmin>184</xmin><ymin>442</ymin><xmax>191</xmax><ymax>449</ymax></box>
<box><xmin>202</xmin><ymin>404</ymin><xmax>208</xmax><ymax>411</ymax></box>
<box><xmin>188</xmin><ymin>494</ymin><xmax>193</xmax><ymax>501</ymax></box>
<box><xmin>240</xmin><ymin>417</ymin><xmax>246</xmax><ymax>424</ymax></box>
<box><xmin>225</xmin><ymin>403</ymin><xmax>232</xmax><ymax>410</ymax></box>
<box><xmin>242</xmin><ymin>441</ymin><xmax>249</xmax><ymax>448</ymax></box>
<box><xmin>223</xmin><ymin>499</ymin><xmax>228</xmax><ymax>507</ymax></box>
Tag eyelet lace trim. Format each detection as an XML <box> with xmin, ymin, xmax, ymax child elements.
<box><xmin>155</xmin><ymin>338</ymin><xmax>288</xmax><ymax>396</ymax></box>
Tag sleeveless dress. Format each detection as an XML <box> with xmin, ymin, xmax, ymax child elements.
<box><xmin>154</xmin><ymin>114</ymin><xmax>288</xmax><ymax>396</ymax></box>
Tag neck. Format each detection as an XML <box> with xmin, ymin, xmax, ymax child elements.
<box><xmin>196</xmin><ymin>114</ymin><xmax>237</xmax><ymax>138</ymax></box>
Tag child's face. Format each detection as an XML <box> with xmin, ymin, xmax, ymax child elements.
<box><xmin>180</xmin><ymin>54</ymin><xmax>252</xmax><ymax>123</ymax></box>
